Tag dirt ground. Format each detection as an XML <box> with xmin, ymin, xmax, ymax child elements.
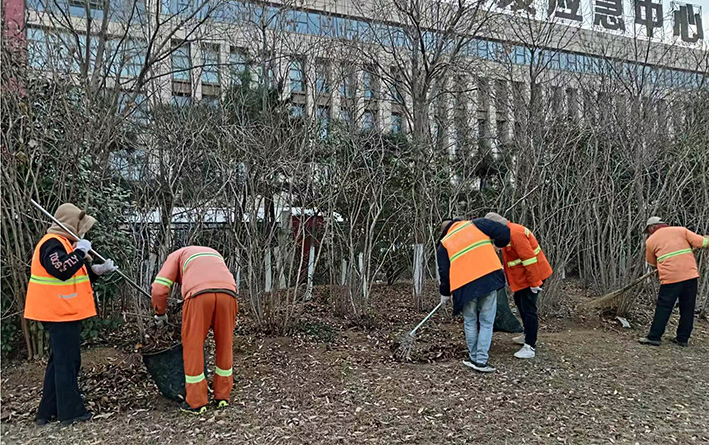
<box><xmin>2</xmin><ymin>282</ymin><xmax>709</xmax><ymax>444</ymax></box>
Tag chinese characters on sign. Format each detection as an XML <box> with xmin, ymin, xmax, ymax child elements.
<box><xmin>548</xmin><ymin>0</ymin><xmax>583</xmax><ymax>21</ymax></box>
<box><xmin>672</xmin><ymin>2</ymin><xmax>704</xmax><ymax>42</ymax></box>
<box><xmin>634</xmin><ymin>0</ymin><xmax>664</xmax><ymax>37</ymax></box>
<box><xmin>594</xmin><ymin>0</ymin><xmax>625</xmax><ymax>31</ymax></box>
<box><xmin>497</xmin><ymin>0</ymin><xmax>536</xmax><ymax>15</ymax></box>
<box><xmin>495</xmin><ymin>0</ymin><xmax>704</xmax><ymax>41</ymax></box>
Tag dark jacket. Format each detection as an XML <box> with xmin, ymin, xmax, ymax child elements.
<box><xmin>437</xmin><ymin>218</ymin><xmax>510</xmax><ymax>315</ymax></box>
<box><xmin>39</xmin><ymin>238</ymin><xmax>96</xmax><ymax>282</ymax></box>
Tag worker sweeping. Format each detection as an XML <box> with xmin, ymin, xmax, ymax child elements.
<box><xmin>151</xmin><ymin>246</ymin><xmax>238</xmax><ymax>414</ymax></box>
<box><xmin>25</xmin><ymin>203</ymin><xmax>118</xmax><ymax>426</ymax></box>
<box><xmin>485</xmin><ymin>212</ymin><xmax>553</xmax><ymax>359</ymax></box>
<box><xmin>639</xmin><ymin>217</ymin><xmax>708</xmax><ymax>347</ymax></box>
<box><xmin>437</xmin><ymin>217</ymin><xmax>510</xmax><ymax>373</ymax></box>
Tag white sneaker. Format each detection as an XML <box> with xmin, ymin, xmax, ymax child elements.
<box><xmin>514</xmin><ymin>344</ymin><xmax>536</xmax><ymax>359</ymax></box>
<box><xmin>512</xmin><ymin>334</ymin><xmax>526</xmax><ymax>345</ymax></box>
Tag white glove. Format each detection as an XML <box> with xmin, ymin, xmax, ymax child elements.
<box><xmin>154</xmin><ymin>313</ymin><xmax>168</xmax><ymax>328</ymax></box>
<box><xmin>531</xmin><ymin>286</ymin><xmax>543</xmax><ymax>294</ymax></box>
<box><xmin>75</xmin><ymin>239</ymin><xmax>92</xmax><ymax>256</ymax></box>
<box><xmin>91</xmin><ymin>259</ymin><xmax>118</xmax><ymax>275</ymax></box>
<box><xmin>440</xmin><ymin>295</ymin><xmax>451</xmax><ymax>305</ymax></box>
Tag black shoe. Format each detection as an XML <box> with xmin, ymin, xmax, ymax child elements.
<box><xmin>215</xmin><ymin>399</ymin><xmax>229</xmax><ymax>409</ymax></box>
<box><xmin>179</xmin><ymin>401</ymin><xmax>208</xmax><ymax>414</ymax></box>
<box><xmin>671</xmin><ymin>338</ymin><xmax>688</xmax><ymax>347</ymax></box>
<box><xmin>60</xmin><ymin>412</ymin><xmax>92</xmax><ymax>426</ymax></box>
<box><xmin>35</xmin><ymin>417</ymin><xmax>52</xmax><ymax>426</ymax></box>
<box><xmin>638</xmin><ymin>337</ymin><xmax>661</xmax><ymax>346</ymax></box>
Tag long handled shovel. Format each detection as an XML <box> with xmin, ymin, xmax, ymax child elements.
<box><xmin>397</xmin><ymin>302</ymin><xmax>444</xmax><ymax>361</ymax></box>
<box><xmin>30</xmin><ymin>199</ymin><xmax>152</xmax><ymax>301</ymax></box>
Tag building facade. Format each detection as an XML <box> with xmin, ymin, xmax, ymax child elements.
<box><xmin>6</xmin><ymin>0</ymin><xmax>709</xmax><ymax>151</ymax></box>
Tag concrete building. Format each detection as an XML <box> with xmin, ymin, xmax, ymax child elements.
<box><xmin>5</xmin><ymin>0</ymin><xmax>708</xmax><ymax>150</ymax></box>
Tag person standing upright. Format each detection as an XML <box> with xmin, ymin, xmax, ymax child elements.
<box><xmin>639</xmin><ymin>217</ymin><xmax>708</xmax><ymax>347</ymax></box>
<box><xmin>25</xmin><ymin>203</ymin><xmax>118</xmax><ymax>426</ymax></box>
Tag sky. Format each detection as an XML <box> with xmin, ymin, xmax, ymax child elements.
<box><xmin>700</xmin><ymin>0</ymin><xmax>709</xmax><ymax>36</ymax></box>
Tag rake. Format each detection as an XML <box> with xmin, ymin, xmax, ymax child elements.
<box><xmin>30</xmin><ymin>198</ymin><xmax>152</xmax><ymax>301</ymax></box>
<box><xmin>583</xmin><ymin>269</ymin><xmax>658</xmax><ymax>309</ymax></box>
<box><xmin>397</xmin><ymin>302</ymin><xmax>444</xmax><ymax>361</ymax></box>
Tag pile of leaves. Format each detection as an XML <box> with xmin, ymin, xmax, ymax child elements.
<box><xmin>135</xmin><ymin>306</ymin><xmax>183</xmax><ymax>354</ymax></box>
<box><xmin>0</xmin><ymin>348</ymin><xmax>158</xmax><ymax>423</ymax></box>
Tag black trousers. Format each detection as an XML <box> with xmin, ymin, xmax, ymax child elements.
<box><xmin>513</xmin><ymin>287</ymin><xmax>539</xmax><ymax>348</ymax></box>
<box><xmin>35</xmin><ymin>320</ymin><xmax>88</xmax><ymax>422</ymax></box>
<box><xmin>647</xmin><ymin>278</ymin><xmax>697</xmax><ymax>343</ymax></box>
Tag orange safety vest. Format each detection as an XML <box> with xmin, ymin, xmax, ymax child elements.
<box><xmin>441</xmin><ymin>221</ymin><xmax>503</xmax><ymax>291</ymax></box>
<box><xmin>24</xmin><ymin>234</ymin><xmax>96</xmax><ymax>322</ymax></box>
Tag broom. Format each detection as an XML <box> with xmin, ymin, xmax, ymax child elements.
<box><xmin>583</xmin><ymin>269</ymin><xmax>658</xmax><ymax>309</ymax></box>
<box><xmin>397</xmin><ymin>302</ymin><xmax>443</xmax><ymax>361</ymax></box>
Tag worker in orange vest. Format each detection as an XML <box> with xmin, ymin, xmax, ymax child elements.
<box><xmin>437</xmin><ymin>217</ymin><xmax>510</xmax><ymax>373</ymax></box>
<box><xmin>24</xmin><ymin>203</ymin><xmax>118</xmax><ymax>426</ymax></box>
<box><xmin>639</xmin><ymin>217</ymin><xmax>709</xmax><ymax>347</ymax></box>
<box><xmin>151</xmin><ymin>246</ymin><xmax>238</xmax><ymax>414</ymax></box>
<box><xmin>486</xmin><ymin>213</ymin><xmax>553</xmax><ymax>359</ymax></box>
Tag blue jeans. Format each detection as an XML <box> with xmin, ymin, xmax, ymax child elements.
<box><xmin>462</xmin><ymin>290</ymin><xmax>498</xmax><ymax>365</ymax></box>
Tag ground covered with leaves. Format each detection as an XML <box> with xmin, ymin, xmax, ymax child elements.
<box><xmin>3</xmin><ymin>282</ymin><xmax>709</xmax><ymax>444</ymax></box>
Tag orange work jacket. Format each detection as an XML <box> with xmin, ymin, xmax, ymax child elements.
<box><xmin>501</xmin><ymin>222</ymin><xmax>553</xmax><ymax>293</ymax></box>
<box><xmin>151</xmin><ymin>246</ymin><xmax>238</xmax><ymax>315</ymax></box>
<box><xmin>646</xmin><ymin>226</ymin><xmax>709</xmax><ymax>284</ymax></box>
<box><xmin>24</xmin><ymin>234</ymin><xmax>96</xmax><ymax>322</ymax></box>
<box><xmin>440</xmin><ymin>221</ymin><xmax>502</xmax><ymax>291</ymax></box>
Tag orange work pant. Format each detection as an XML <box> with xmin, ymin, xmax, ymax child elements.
<box><xmin>182</xmin><ymin>292</ymin><xmax>238</xmax><ymax>408</ymax></box>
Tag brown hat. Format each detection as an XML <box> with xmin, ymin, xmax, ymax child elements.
<box><xmin>47</xmin><ymin>203</ymin><xmax>96</xmax><ymax>242</ymax></box>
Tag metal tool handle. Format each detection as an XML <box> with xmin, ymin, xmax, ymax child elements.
<box><xmin>30</xmin><ymin>199</ymin><xmax>152</xmax><ymax>301</ymax></box>
<box><xmin>409</xmin><ymin>302</ymin><xmax>443</xmax><ymax>337</ymax></box>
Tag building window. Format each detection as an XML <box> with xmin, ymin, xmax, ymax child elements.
<box><xmin>363</xmin><ymin>68</ymin><xmax>376</xmax><ymax>99</ymax></box>
<box><xmin>363</xmin><ymin>110</ymin><xmax>375</xmax><ymax>130</ymax></box>
<box><xmin>230</xmin><ymin>48</ymin><xmax>248</xmax><ymax>84</ymax></box>
<box><xmin>121</xmin><ymin>39</ymin><xmax>144</xmax><ymax>78</ymax></box>
<box><xmin>202</xmin><ymin>95</ymin><xmax>220</xmax><ymax>107</ymax></box>
<box><xmin>341</xmin><ymin>71</ymin><xmax>355</xmax><ymax>99</ymax></box>
<box><xmin>118</xmin><ymin>91</ymin><xmax>149</xmax><ymax>122</ymax></box>
<box><xmin>315</xmin><ymin>61</ymin><xmax>330</xmax><ymax>94</ymax></box>
<box><xmin>340</xmin><ymin>108</ymin><xmax>352</xmax><ymax>125</ymax></box>
<box><xmin>317</xmin><ymin>106</ymin><xmax>330</xmax><ymax>138</ymax></box>
<box><xmin>291</xmin><ymin>104</ymin><xmax>305</xmax><ymax>117</ymax></box>
<box><xmin>391</xmin><ymin>113</ymin><xmax>402</xmax><ymax>133</ymax></box>
<box><xmin>290</xmin><ymin>59</ymin><xmax>304</xmax><ymax>93</ymax></box>
<box><xmin>171</xmin><ymin>93</ymin><xmax>191</xmax><ymax>107</ymax></box>
<box><xmin>390</xmin><ymin>67</ymin><xmax>404</xmax><ymax>104</ymax></box>
<box><xmin>172</xmin><ymin>43</ymin><xmax>191</xmax><ymax>82</ymax></box>
<box><xmin>254</xmin><ymin>61</ymin><xmax>275</xmax><ymax>88</ymax></box>
<box><xmin>288</xmin><ymin>10</ymin><xmax>309</xmax><ymax>33</ymax></box>
<box><xmin>68</xmin><ymin>0</ymin><xmax>105</xmax><ymax>16</ymax></box>
<box><xmin>201</xmin><ymin>45</ymin><xmax>220</xmax><ymax>85</ymax></box>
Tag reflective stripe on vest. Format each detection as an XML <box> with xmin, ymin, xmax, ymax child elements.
<box><xmin>153</xmin><ymin>276</ymin><xmax>174</xmax><ymax>289</ymax></box>
<box><xmin>24</xmin><ymin>233</ymin><xmax>96</xmax><ymax>322</ymax></box>
<box><xmin>657</xmin><ymin>248</ymin><xmax>693</xmax><ymax>263</ymax></box>
<box><xmin>441</xmin><ymin>221</ymin><xmax>502</xmax><ymax>291</ymax></box>
<box><xmin>185</xmin><ymin>372</ymin><xmax>206</xmax><ymax>384</ymax></box>
<box><xmin>183</xmin><ymin>252</ymin><xmax>223</xmax><ymax>272</ymax></box>
<box><xmin>29</xmin><ymin>274</ymin><xmax>90</xmax><ymax>286</ymax></box>
<box><xmin>450</xmin><ymin>239</ymin><xmax>493</xmax><ymax>263</ymax></box>
<box><xmin>442</xmin><ymin>221</ymin><xmax>472</xmax><ymax>242</ymax></box>
<box><xmin>215</xmin><ymin>366</ymin><xmax>233</xmax><ymax>377</ymax></box>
